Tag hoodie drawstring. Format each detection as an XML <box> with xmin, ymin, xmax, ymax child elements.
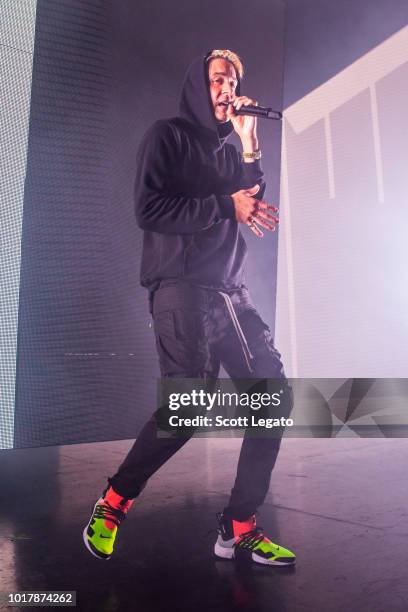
<box><xmin>218</xmin><ymin>292</ymin><xmax>254</xmax><ymax>374</ymax></box>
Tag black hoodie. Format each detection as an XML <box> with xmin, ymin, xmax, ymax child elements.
<box><xmin>135</xmin><ymin>55</ymin><xmax>266</xmax><ymax>293</ymax></box>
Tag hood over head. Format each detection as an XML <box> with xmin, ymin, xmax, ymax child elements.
<box><xmin>179</xmin><ymin>54</ymin><xmax>241</xmax><ymax>151</ymax></box>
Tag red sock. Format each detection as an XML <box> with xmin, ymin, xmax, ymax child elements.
<box><xmin>102</xmin><ymin>486</ymin><xmax>133</xmax><ymax>529</ymax></box>
<box><xmin>232</xmin><ymin>515</ymin><xmax>256</xmax><ymax>539</ymax></box>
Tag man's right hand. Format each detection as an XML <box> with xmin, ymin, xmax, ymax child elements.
<box><xmin>231</xmin><ymin>184</ymin><xmax>279</xmax><ymax>238</ymax></box>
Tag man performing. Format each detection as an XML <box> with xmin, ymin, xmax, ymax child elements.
<box><xmin>83</xmin><ymin>49</ymin><xmax>296</xmax><ymax>566</ymax></box>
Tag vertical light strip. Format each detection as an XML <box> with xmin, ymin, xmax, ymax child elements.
<box><xmin>279</xmin><ymin>121</ymin><xmax>299</xmax><ymax>377</ymax></box>
<box><xmin>369</xmin><ymin>83</ymin><xmax>385</xmax><ymax>203</ymax></box>
<box><xmin>324</xmin><ymin>114</ymin><xmax>336</xmax><ymax>199</ymax></box>
<box><xmin>0</xmin><ymin>0</ymin><xmax>37</xmax><ymax>449</ymax></box>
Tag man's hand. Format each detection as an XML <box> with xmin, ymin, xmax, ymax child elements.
<box><xmin>231</xmin><ymin>184</ymin><xmax>279</xmax><ymax>238</ymax></box>
<box><xmin>227</xmin><ymin>96</ymin><xmax>258</xmax><ymax>145</ymax></box>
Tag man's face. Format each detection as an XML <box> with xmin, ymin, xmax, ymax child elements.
<box><xmin>208</xmin><ymin>58</ymin><xmax>238</xmax><ymax>123</ymax></box>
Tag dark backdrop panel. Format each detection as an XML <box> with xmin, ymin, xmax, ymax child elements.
<box><xmin>15</xmin><ymin>0</ymin><xmax>285</xmax><ymax>448</ymax></box>
<box><xmin>15</xmin><ymin>0</ymin><xmax>119</xmax><ymax>448</ymax></box>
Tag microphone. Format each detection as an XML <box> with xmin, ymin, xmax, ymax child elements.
<box><xmin>230</xmin><ymin>103</ymin><xmax>282</xmax><ymax>121</ymax></box>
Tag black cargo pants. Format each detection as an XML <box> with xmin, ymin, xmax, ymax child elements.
<box><xmin>109</xmin><ymin>280</ymin><xmax>292</xmax><ymax>521</ymax></box>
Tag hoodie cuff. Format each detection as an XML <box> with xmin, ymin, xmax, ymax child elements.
<box><xmin>217</xmin><ymin>195</ymin><xmax>236</xmax><ymax>219</ymax></box>
<box><xmin>241</xmin><ymin>159</ymin><xmax>263</xmax><ymax>183</ymax></box>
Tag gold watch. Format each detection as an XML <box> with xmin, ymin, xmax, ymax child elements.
<box><xmin>242</xmin><ymin>149</ymin><xmax>262</xmax><ymax>160</ymax></box>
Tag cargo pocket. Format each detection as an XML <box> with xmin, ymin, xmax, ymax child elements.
<box><xmin>238</xmin><ymin>310</ymin><xmax>285</xmax><ymax>378</ymax></box>
<box><xmin>153</xmin><ymin>308</ymin><xmax>210</xmax><ymax>377</ymax></box>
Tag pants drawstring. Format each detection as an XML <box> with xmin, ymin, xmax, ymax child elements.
<box><xmin>218</xmin><ymin>292</ymin><xmax>254</xmax><ymax>374</ymax></box>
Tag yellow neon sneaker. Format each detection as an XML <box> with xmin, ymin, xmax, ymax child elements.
<box><xmin>83</xmin><ymin>486</ymin><xmax>133</xmax><ymax>560</ymax></box>
<box><xmin>214</xmin><ymin>512</ymin><xmax>296</xmax><ymax>566</ymax></box>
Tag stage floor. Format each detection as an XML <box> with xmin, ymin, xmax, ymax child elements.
<box><xmin>1</xmin><ymin>436</ymin><xmax>407</xmax><ymax>611</ymax></box>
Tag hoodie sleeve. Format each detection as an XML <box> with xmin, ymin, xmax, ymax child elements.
<box><xmin>230</xmin><ymin>145</ymin><xmax>266</xmax><ymax>201</ymax></box>
<box><xmin>135</xmin><ymin>121</ymin><xmax>233</xmax><ymax>234</ymax></box>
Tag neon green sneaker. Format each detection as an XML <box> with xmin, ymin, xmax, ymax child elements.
<box><xmin>83</xmin><ymin>486</ymin><xmax>133</xmax><ymax>560</ymax></box>
<box><xmin>214</xmin><ymin>512</ymin><xmax>296</xmax><ymax>566</ymax></box>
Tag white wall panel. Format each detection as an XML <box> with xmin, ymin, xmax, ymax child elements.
<box><xmin>277</xmin><ymin>27</ymin><xmax>408</xmax><ymax>377</ymax></box>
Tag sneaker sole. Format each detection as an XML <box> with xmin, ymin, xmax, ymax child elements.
<box><xmin>214</xmin><ymin>541</ymin><xmax>296</xmax><ymax>567</ymax></box>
